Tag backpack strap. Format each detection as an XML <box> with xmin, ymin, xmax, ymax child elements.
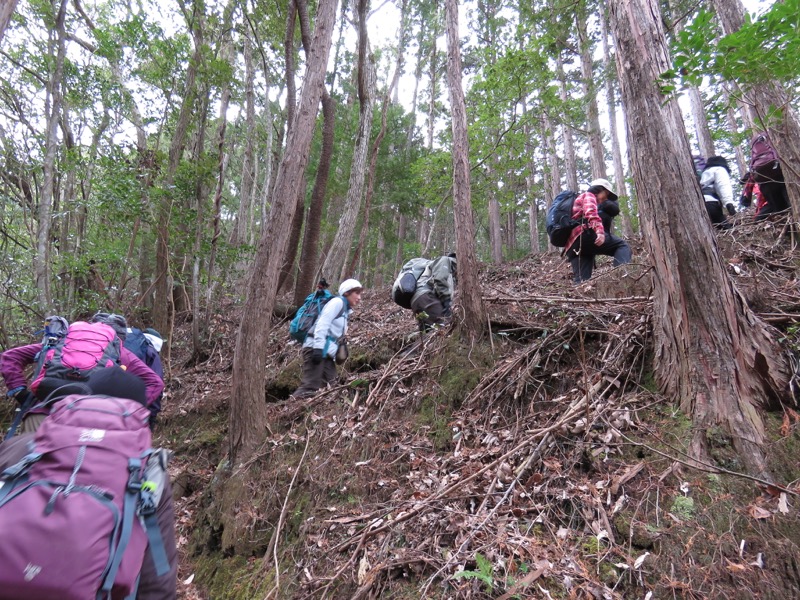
<box><xmin>322</xmin><ymin>299</ymin><xmax>349</xmax><ymax>356</ymax></box>
<box><xmin>101</xmin><ymin>455</ymin><xmax>149</xmax><ymax>594</ymax></box>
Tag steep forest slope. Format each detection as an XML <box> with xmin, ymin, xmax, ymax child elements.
<box><xmin>160</xmin><ymin>218</ymin><xmax>800</xmax><ymax>600</ymax></box>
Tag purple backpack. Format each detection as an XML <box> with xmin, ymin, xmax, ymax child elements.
<box><xmin>30</xmin><ymin>321</ymin><xmax>121</xmax><ymax>396</ymax></box>
<box><xmin>750</xmin><ymin>132</ymin><xmax>779</xmax><ymax>170</ymax></box>
<box><xmin>0</xmin><ymin>395</ymin><xmax>168</xmax><ymax>600</ymax></box>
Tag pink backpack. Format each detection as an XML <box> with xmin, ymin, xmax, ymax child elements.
<box><xmin>0</xmin><ymin>395</ymin><xmax>169</xmax><ymax>599</ymax></box>
<box><xmin>31</xmin><ymin>321</ymin><xmax>121</xmax><ymax>397</ymax></box>
<box><xmin>750</xmin><ymin>133</ymin><xmax>779</xmax><ymax>170</ymax></box>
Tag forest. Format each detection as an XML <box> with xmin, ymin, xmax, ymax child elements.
<box><xmin>1</xmin><ymin>0</ymin><xmax>800</xmax><ymax>597</ymax></box>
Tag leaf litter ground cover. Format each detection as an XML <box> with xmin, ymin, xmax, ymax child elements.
<box><xmin>159</xmin><ymin>214</ymin><xmax>800</xmax><ymax>599</ymax></box>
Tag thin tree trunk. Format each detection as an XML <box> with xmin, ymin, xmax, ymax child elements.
<box><xmin>231</xmin><ymin>33</ymin><xmax>256</xmax><ymax>247</ymax></box>
<box><xmin>600</xmin><ymin>5</ymin><xmax>634</xmax><ymax>236</ymax></box>
<box><xmin>688</xmin><ymin>86</ymin><xmax>715</xmax><ymax>157</ymax></box>
<box><xmin>556</xmin><ymin>54</ymin><xmax>578</xmax><ymax>191</ymax></box>
<box><xmin>154</xmin><ymin>1</ymin><xmax>204</xmax><ymax>338</ymax></box>
<box><xmin>230</xmin><ymin>0</ymin><xmax>337</xmax><ymax>463</ymax></box>
<box><xmin>320</xmin><ymin>0</ymin><xmax>374</xmax><ymax>284</ymax></box>
<box><xmin>293</xmin><ymin>0</ymin><xmax>337</xmax><ymax>304</ymax></box>
<box><xmin>722</xmin><ymin>84</ymin><xmax>747</xmax><ymax>177</ymax></box>
<box><xmin>0</xmin><ymin>0</ymin><xmax>18</xmax><ymax>43</ymax></box>
<box><xmin>35</xmin><ymin>0</ymin><xmax>68</xmax><ymax>310</ymax></box>
<box><xmin>348</xmin><ymin>0</ymin><xmax>409</xmax><ymax>276</ymax></box>
<box><xmin>445</xmin><ymin>0</ymin><xmax>486</xmax><ymax>336</ymax></box>
<box><xmin>577</xmin><ymin>8</ymin><xmax>607</xmax><ymax>178</ymax></box>
<box><xmin>191</xmin><ymin>90</ymin><xmax>211</xmax><ymax>355</ymax></box>
<box><xmin>609</xmin><ymin>0</ymin><xmax>790</xmax><ymax>481</ymax></box>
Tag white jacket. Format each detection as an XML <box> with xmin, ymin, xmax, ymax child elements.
<box><xmin>303</xmin><ymin>296</ymin><xmax>349</xmax><ymax>358</ymax></box>
<box><xmin>700</xmin><ymin>166</ymin><xmax>733</xmax><ymax>207</ymax></box>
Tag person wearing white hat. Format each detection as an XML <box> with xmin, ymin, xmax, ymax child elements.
<box><xmin>563</xmin><ymin>178</ymin><xmax>632</xmax><ymax>283</ymax></box>
<box><xmin>290</xmin><ymin>279</ymin><xmax>364</xmax><ymax>399</ymax></box>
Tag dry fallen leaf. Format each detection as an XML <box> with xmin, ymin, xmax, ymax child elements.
<box><xmin>748</xmin><ymin>505</ymin><xmax>772</xmax><ymax>520</ymax></box>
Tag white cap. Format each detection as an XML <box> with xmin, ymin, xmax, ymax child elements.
<box><xmin>590</xmin><ymin>178</ymin><xmax>618</xmax><ymax>201</ymax></box>
<box><xmin>338</xmin><ymin>279</ymin><xmax>363</xmax><ymax>296</ymax></box>
<box><xmin>143</xmin><ymin>333</ymin><xmax>163</xmax><ymax>353</ymax></box>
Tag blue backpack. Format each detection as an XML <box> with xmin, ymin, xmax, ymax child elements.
<box><xmin>289</xmin><ymin>290</ymin><xmax>344</xmax><ymax>343</ymax></box>
<box><xmin>545</xmin><ymin>191</ymin><xmax>580</xmax><ymax>247</ymax></box>
<box><xmin>123</xmin><ymin>328</ymin><xmax>153</xmax><ymax>363</ymax></box>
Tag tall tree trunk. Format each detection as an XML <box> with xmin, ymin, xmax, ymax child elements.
<box><xmin>154</xmin><ymin>1</ymin><xmax>204</xmax><ymax>338</ymax></box>
<box><xmin>711</xmin><ymin>0</ymin><xmax>800</xmax><ymax>217</ymax></box>
<box><xmin>577</xmin><ymin>8</ymin><xmax>607</xmax><ymax>179</ymax></box>
<box><xmin>292</xmin><ymin>93</ymin><xmax>335</xmax><ymax>307</ymax></box>
<box><xmin>556</xmin><ymin>54</ymin><xmax>578</xmax><ymax>191</ymax></box>
<box><xmin>609</xmin><ymin>0</ymin><xmax>790</xmax><ymax>481</ymax></box>
<box><xmin>293</xmin><ymin>0</ymin><xmax>337</xmax><ymax>305</ymax></box>
<box><xmin>320</xmin><ymin>0</ymin><xmax>374</xmax><ymax>284</ymax></box>
<box><xmin>488</xmin><ymin>190</ymin><xmax>503</xmax><ymax>263</ymax></box>
<box><xmin>35</xmin><ymin>0</ymin><xmax>68</xmax><ymax>310</ymax></box>
<box><xmin>722</xmin><ymin>84</ymin><xmax>747</xmax><ymax>177</ymax></box>
<box><xmin>230</xmin><ymin>0</ymin><xmax>337</xmax><ymax>463</ymax></box>
<box><xmin>230</xmin><ymin>32</ymin><xmax>256</xmax><ymax>247</ymax></box>
<box><xmin>0</xmin><ymin>0</ymin><xmax>18</xmax><ymax>43</ymax></box>
<box><xmin>445</xmin><ymin>0</ymin><xmax>486</xmax><ymax>337</ymax></box>
<box><xmin>348</xmin><ymin>0</ymin><xmax>409</xmax><ymax>276</ymax></box>
<box><xmin>688</xmin><ymin>86</ymin><xmax>715</xmax><ymax>157</ymax></box>
<box><xmin>191</xmin><ymin>89</ymin><xmax>211</xmax><ymax>355</ymax></box>
<box><xmin>524</xmin><ymin>108</ymin><xmax>540</xmax><ymax>254</ymax></box>
<box><xmin>600</xmin><ymin>5</ymin><xmax>634</xmax><ymax>236</ymax></box>
<box><xmin>277</xmin><ymin>1</ymin><xmax>307</xmax><ymax>292</ymax></box>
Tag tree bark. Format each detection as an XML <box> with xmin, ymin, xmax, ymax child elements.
<box><xmin>0</xmin><ymin>0</ymin><xmax>18</xmax><ymax>43</ymax></box>
<box><xmin>609</xmin><ymin>0</ymin><xmax>790</xmax><ymax>480</ymax></box>
<box><xmin>600</xmin><ymin>5</ymin><xmax>634</xmax><ymax>236</ymax></box>
<box><xmin>445</xmin><ymin>0</ymin><xmax>486</xmax><ymax>337</ymax></box>
<box><xmin>230</xmin><ymin>0</ymin><xmax>337</xmax><ymax>463</ymax></box>
<box><xmin>320</xmin><ymin>0</ymin><xmax>374</xmax><ymax>284</ymax></box>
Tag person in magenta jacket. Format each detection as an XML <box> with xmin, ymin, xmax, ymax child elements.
<box><xmin>1</xmin><ymin>314</ymin><xmax>164</xmax><ymax>433</ymax></box>
<box><xmin>564</xmin><ymin>178</ymin><xmax>632</xmax><ymax>283</ymax></box>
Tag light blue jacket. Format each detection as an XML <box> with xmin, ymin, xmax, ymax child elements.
<box><xmin>303</xmin><ymin>296</ymin><xmax>349</xmax><ymax>358</ymax></box>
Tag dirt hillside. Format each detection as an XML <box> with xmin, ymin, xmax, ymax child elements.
<box><xmin>162</xmin><ymin>216</ymin><xmax>800</xmax><ymax>599</ymax></box>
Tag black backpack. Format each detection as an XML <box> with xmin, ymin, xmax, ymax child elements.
<box><xmin>545</xmin><ymin>191</ymin><xmax>580</xmax><ymax>247</ymax></box>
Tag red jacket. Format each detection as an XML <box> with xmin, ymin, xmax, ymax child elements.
<box><xmin>0</xmin><ymin>343</ymin><xmax>164</xmax><ymax>409</ymax></box>
<box><xmin>565</xmin><ymin>191</ymin><xmax>605</xmax><ymax>251</ymax></box>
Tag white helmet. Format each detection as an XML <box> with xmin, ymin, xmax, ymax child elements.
<box><xmin>339</xmin><ymin>279</ymin><xmax>363</xmax><ymax>296</ymax></box>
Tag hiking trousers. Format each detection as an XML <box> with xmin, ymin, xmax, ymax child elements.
<box><xmin>410</xmin><ymin>291</ymin><xmax>447</xmax><ymax>331</ymax></box>
<box><xmin>705</xmin><ymin>201</ymin><xmax>732</xmax><ymax>230</ymax></box>
<box><xmin>753</xmin><ymin>163</ymin><xmax>789</xmax><ymax>220</ymax></box>
<box><xmin>567</xmin><ymin>231</ymin><xmax>632</xmax><ymax>283</ymax></box>
<box><xmin>292</xmin><ymin>347</ymin><xmax>337</xmax><ymax>398</ymax></box>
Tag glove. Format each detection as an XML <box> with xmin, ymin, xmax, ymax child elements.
<box><xmin>594</xmin><ymin>231</ymin><xmax>606</xmax><ymax>246</ymax></box>
<box><xmin>726</xmin><ymin>203</ymin><xmax>736</xmax><ymax>216</ymax></box>
<box><xmin>311</xmin><ymin>349</ymin><xmax>324</xmax><ymax>365</ymax></box>
<box><xmin>6</xmin><ymin>386</ymin><xmax>27</xmax><ymax>403</ymax></box>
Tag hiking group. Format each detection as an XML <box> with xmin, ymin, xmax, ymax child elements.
<box><xmin>0</xmin><ymin>127</ymin><xmax>791</xmax><ymax>598</ymax></box>
<box><xmin>0</xmin><ymin>313</ymin><xmax>176</xmax><ymax>599</ymax></box>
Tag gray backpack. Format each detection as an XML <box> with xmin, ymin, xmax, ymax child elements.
<box><xmin>391</xmin><ymin>258</ymin><xmax>431</xmax><ymax>309</ymax></box>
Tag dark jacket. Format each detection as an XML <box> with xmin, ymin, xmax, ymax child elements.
<box><xmin>597</xmin><ymin>199</ymin><xmax>620</xmax><ymax>235</ymax></box>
